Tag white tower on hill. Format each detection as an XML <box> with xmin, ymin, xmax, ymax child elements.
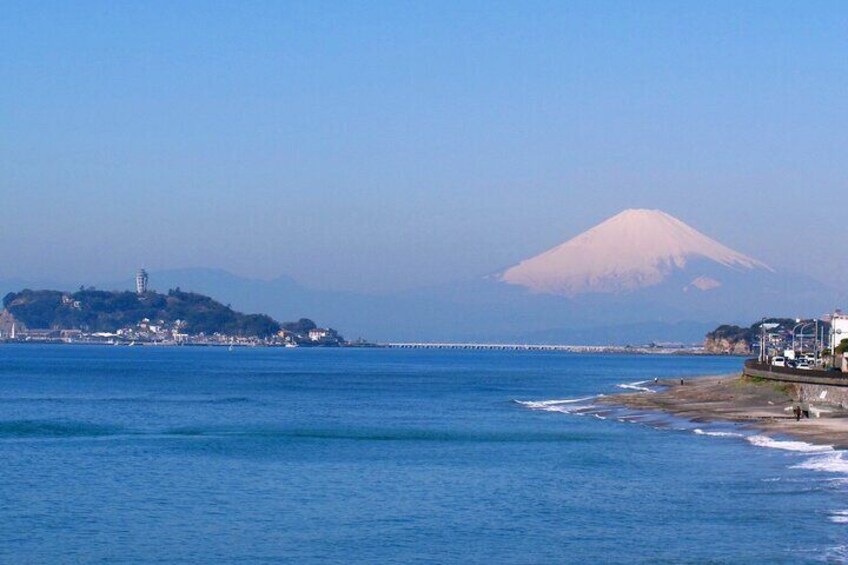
<box><xmin>136</xmin><ymin>269</ymin><xmax>148</xmax><ymax>294</ymax></box>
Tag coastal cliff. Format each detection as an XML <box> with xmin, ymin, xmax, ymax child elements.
<box><xmin>704</xmin><ymin>334</ymin><xmax>752</xmax><ymax>355</ymax></box>
<box><xmin>703</xmin><ymin>325</ymin><xmax>754</xmax><ymax>354</ymax></box>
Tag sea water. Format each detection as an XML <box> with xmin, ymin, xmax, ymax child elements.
<box><xmin>0</xmin><ymin>345</ymin><xmax>846</xmax><ymax>563</ymax></box>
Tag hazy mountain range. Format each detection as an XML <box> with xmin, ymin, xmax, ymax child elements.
<box><xmin>2</xmin><ymin>209</ymin><xmax>842</xmax><ymax>344</ymax></box>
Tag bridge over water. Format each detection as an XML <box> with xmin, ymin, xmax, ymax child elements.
<box><xmin>383</xmin><ymin>343</ymin><xmax>653</xmax><ymax>353</ymax></box>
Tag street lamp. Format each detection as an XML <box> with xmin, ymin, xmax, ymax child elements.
<box><xmin>813</xmin><ymin>319</ymin><xmax>820</xmax><ymax>361</ymax></box>
<box><xmin>791</xmin><ymin>321</ymin><xmax>805</xmax><ymax>354</ymax></box>
<box><xmin>759</xmin><ymin>320</ymin><xmax>779</xmax><ymax>364</ymax></box>
<box><xmin>799</xmin><ymin>322</ymin><xmax>815</xmax><ymax>354</ymax></box>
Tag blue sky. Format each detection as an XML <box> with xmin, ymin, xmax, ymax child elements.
<box><xmin>2</xmin><ymin>1</ymin><xmax>846</xmax><ymax>291</ymax></box>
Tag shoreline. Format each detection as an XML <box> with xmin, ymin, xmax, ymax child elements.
<box><xmin>598</xmin><ymin>372</ymin><xmax>848</xmax><ymax>450</ymax></box>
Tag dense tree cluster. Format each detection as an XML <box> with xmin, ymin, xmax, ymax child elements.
<box><xmin>705</xmin><ymin>324</ymin><xmax>754</xmax><ymax>343</ymax></box>
<box><xmin>281</xmin><ymin>318</ymin><xmax>317</xmax><ymax>334</ymax></box>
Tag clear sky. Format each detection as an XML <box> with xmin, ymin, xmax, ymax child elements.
<box><xmin>2</xmin><ymin>1</ymin><xmax>847</xmax><ymax>291</ymax></box>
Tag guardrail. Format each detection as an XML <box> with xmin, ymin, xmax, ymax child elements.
<box><xmin>743</xmin><ymin>359</ymin><xmax>848</xmax><ymax>387</ymax></box>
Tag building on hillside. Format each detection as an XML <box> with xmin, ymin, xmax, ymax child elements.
<box><xmin>277</xmin><ymin>329</ymin><xmax>298</xmax><ymax>345</ymax></box>
<box><xmin>136</xmin><ymin>269</ymin><xmax>149</xmax><ymax>294</ymax></box>
<box><xmin>830</xmin><ymin>312</ymin><xmax>848</xmax><ymax>354</ymax></box>
<box><xmin>308</xmin><ymin>328</ymin><xmax>331</xmax><ymax>342</ymax></box>
<box><xmin>61</xmin><ymin>295</ymin><xmax>82</xmax><ymax>309</ymax></box>
<box><xmin>308</xmin><ymin>328</ymin><xmax>343</xmax><ymax>345</ymax></box>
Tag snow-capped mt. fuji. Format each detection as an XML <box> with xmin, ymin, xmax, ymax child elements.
<box><xmin>500</xmin><ymin>209</ymin><xmax>772</xmax><ymax>296</ymax></box>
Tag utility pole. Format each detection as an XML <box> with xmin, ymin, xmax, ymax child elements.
<box><xmin>760</xmin><ymin>317</ymin><xmax>766</xmax><ymax>364</ymax></box>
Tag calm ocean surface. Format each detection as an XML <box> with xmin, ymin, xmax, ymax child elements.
<box><xmin>1</xmin><ymin>345</ymin><xmax>846</xmax><ymax>563</ymax></box>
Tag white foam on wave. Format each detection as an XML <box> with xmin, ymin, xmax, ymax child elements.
<box><xmin>746</xmin><ymin>435</ymin><xmax>833</xmax><ymax>453</ymax></box>
<box><xmin>541</xmin><ymin>405</ymin><xmax>585</xmax><ymax>414</ymax></box>
<box><xmin>514</xmin><ymin>396</ymin><xmax>601</xmax><ymax>414</ymax></box>
<box><xmin>747</xmin><ymin>435</ymin><xmax>831</xmax><ymax>453</ymax></box>
<box><xmin>616</xmin><ymin>380</ymin><xmax>655</xmax><ymax>393</ymax></box>
<box><xmin>515</xmin><ymin>396</ymin><xmax>598</xmax><ymax>408</ymax></box>
<box><xmin>792</xmin><ymin>451</ymin><xmax>848</xmax><ymax>475</ymax></box>
<box><xmin>829</xmin><ymin>510</ymin><xmax>848</xmax><ymax>524</ymax></box>
<box><xmin>693</xmin><ymin>428</ymin><xmax>744</xmax><ymax>438</ymax></box>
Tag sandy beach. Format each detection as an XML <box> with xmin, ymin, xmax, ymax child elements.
<box><xmin>598</xmin><ymin>373</ymin><xmax>848</xmax><ymax>449</ymax></box>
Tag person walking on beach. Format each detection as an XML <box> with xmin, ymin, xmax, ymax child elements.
<box><xmin>793</xmin><ymin>405</ymin><xmax>801</xmax><ymax>421</ymax></box>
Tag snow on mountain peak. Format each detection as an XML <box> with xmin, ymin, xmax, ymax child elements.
<box><xmin>499</xmin><ymin>209</ymin><xmax>772</xmax><ymax>296</ymax></box>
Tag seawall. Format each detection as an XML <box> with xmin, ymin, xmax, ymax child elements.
<box><xmin>743</xmin><ymin>359</ymin><xmax>848</xmax><ymax>407</ymax></box>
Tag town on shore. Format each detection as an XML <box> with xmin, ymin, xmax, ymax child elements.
<box><xmin>705</xmin><ymin>313</ymin><xmax>848</xmax><ymax>373</ymax></box>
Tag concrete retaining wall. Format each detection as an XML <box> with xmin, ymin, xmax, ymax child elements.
<box><xmin>795</xmin><ymin>383</ymin><xmax>848</xmax><ymax>408</ymax></box>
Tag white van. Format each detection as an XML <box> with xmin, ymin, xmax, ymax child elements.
<box><xmin>771</xmin><ymin>356</ymin><xmax>786</xmax><ymax>367</ymax></box>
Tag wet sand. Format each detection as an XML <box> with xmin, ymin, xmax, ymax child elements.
<box><xmin>598</xmin><ymin>373</ymin><xmax>848</xmax><ymax>449</ymax></box>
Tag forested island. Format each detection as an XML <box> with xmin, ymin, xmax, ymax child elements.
<box><xmin>0</xmin><ymin>288</ymin><xmax>346</xmax><ymax>346</ymax></box>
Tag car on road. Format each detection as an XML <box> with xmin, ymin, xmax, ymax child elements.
<box><xmin>771</xmin><ymin>356</ymin><xmax>786</xmax><ymax>367</ymax></box>
<box><xmin>796</xmin><ymin>360</ymin><xmax>812</xmax><ymax>370</ymax></box>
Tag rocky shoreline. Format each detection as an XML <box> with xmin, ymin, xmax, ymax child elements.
<box><xmin>598</xmin><ymin>373</ymin><xmax>848</xmax><ymax>449</ymax></box>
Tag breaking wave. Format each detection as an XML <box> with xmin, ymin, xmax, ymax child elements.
<box><xmin>745</xmin><ymin>435</ymin><xmax>834</xmax><ymax>453</ymax></box>
<box><xmin>792</xmin><ymin>452</ymin><xmax>848</xmax><ymax>475</ymax></box>
<box><xmin>615</xmin><ymin>380</ymin><xmax>656</xmax><ymax>393</ymax></box>
<box><xmin>513</xmin><ymin>396</ymin><xmax>602</xmax><ymax>416</ymax></box>
<box><xmin>829</xmin><ymin>510</ymin><xmax>848</xmax><ymax>524</ymax></box>
<box><xmin>693</xmin><ymin>428</ymin><xmax>744</xmax><ymax>438</ymax></box>
<box><xmin>514</xmin><ymin>396</ymin><xmax>598</xmax><ymax>408</ymax></box>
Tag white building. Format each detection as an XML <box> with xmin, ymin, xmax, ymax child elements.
<box><xmin>308</xmin><ymin>328</ymin><xmax>331</xmax><ymax>342</ymax></box>
<box><xmin>830</xmin><ymin>312</ymin><xmax>848</xmax><ymax>353</ymax></box>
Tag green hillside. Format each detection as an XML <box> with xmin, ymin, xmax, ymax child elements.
<box><xmin>2</xmin><ymin>288</ymin><xmax>281</xmax><ymax>338</ymax></box>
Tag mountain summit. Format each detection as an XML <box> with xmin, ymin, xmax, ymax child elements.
<box><xmin>499</xmin><ymin>209</ymin><xmax>772</xmax><ymax>296</ymax></box>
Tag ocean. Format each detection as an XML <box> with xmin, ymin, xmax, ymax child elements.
<box><xmin>0</xmin><ymin>345</ymin><xmax>846</xmax><ymax>563</ymax></box>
